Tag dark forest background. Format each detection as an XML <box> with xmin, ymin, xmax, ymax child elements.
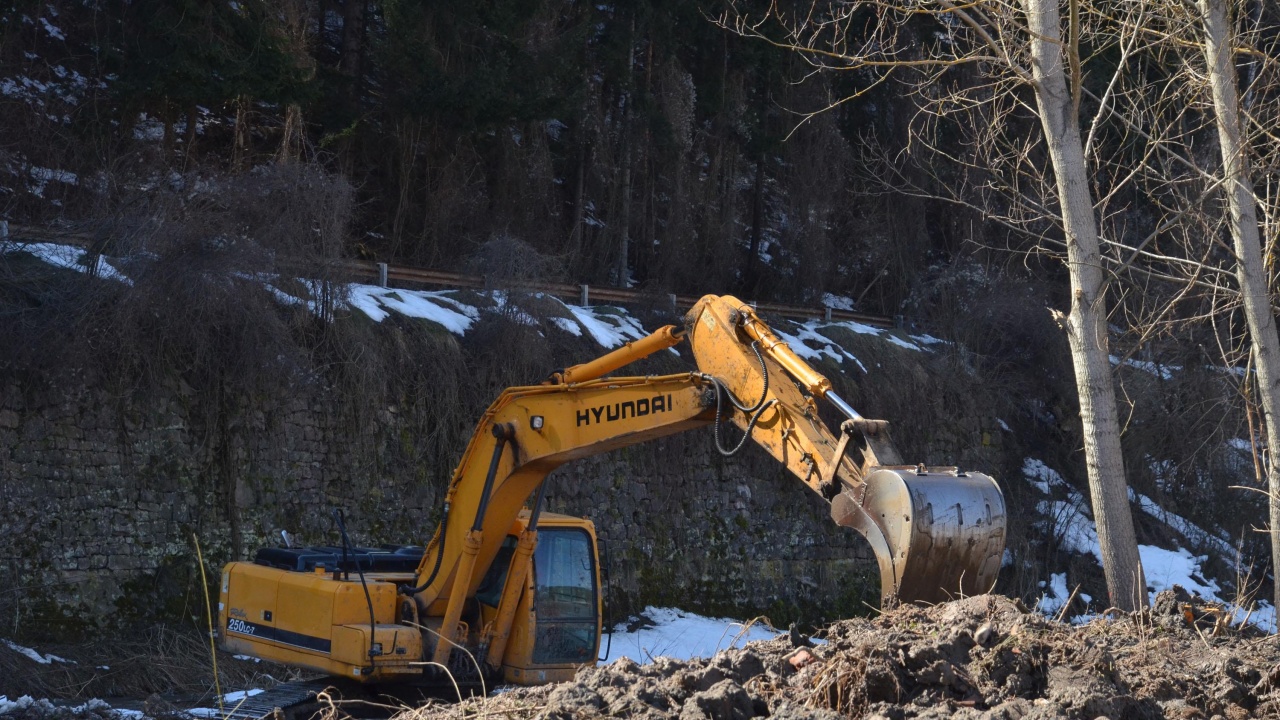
<box><xmin>0</xmin><ymin>0</ymin><xmax>1004</xmax><ymax>314</ymax></box>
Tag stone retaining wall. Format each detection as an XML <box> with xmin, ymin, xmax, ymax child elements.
<box><xmin>0</xmin><ymin>319</ymin><xmax>1008</xmax><ymax>638</ymax></box>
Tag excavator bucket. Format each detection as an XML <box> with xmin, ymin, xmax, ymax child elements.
<box><xmin>832</xmin><ymin>466</ymin><xmax>1006</xmax><ymax>605</ymax></box>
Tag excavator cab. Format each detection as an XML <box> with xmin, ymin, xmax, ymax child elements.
<box><xmin>473</xmin><ymin>512</ymin><xmax>603</xmax><ymax>685</ymax></box>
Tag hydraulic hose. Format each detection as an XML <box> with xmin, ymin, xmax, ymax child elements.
<box><xmin>399</xmin><ymin>502</ymin><xmax>450</xmax><ymax>596</ymax></box>
<box><xmin>332</xmin><ymin>508</ymin><xmax>380</xmax><ymax>663</ymax></box>
<box><xmin>712</xmin><ymin>341</ymin><xmax>774</xmax><ymax>456</ymax></box>
<box><xmin>400</xmin><ymin>423</ymin><xmax>512</xmax><ymax>596</ymax></box>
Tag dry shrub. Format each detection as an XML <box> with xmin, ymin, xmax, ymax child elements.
<box><xmin>0</xmin><ymin>163</ymin><xmax>354</xmax><ymax>396</ymax></box>
<box><xmin>464</xmin><ymin>232</ymin><xmax>566</xmax><ymax>287</ymax></box>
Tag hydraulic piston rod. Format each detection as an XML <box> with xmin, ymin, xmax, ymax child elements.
<box><xmin>826</xmin><ymin>391</ymin><xmax>864</xmax><ymax>422</ymax></box>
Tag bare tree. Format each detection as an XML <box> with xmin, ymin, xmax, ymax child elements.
<box><xmin>1071</xmin><ymin>0</ymin><xmax>1280</xmax><ymax>612</ymax></box>
<box><xmin>722</xmin><ymin>0</ymin><xmax>1149</xmax><ymax>608</ymax></box>
<box><xmin>1196</xmin><ymin>0</ymin><xmax>1280</xmax><ymax>611</ymax></box>
<box><xmin>1023</xmin><ymin>0</ymin><xmax>1147</xmax><ymax>610</ymax></box>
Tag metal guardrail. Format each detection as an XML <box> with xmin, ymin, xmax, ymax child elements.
<box><xmin>332</xmin><ymin>261</ymin><xmax>894</xmax><ymax>327</ymax></box>
<box><xmin>3</xmin><ymin>223</ymin><xmax>895</xmax><ymax>328</ymax></box>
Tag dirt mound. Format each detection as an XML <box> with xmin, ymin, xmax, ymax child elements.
<box><xmin>415</xmin><ymin>592</ymin><xmax>1280</xmax><ymax>720</ymax></box>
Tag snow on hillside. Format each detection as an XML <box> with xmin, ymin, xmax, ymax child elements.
<box><xmin>0</xmin><ymin>240</ymin><xmax>928</xmax><ymax>358</ymax></box>
<box><xmin>1024</xmin><ymin>457</ymin><xmax>1276</xmax><ymax>631</ymax></box>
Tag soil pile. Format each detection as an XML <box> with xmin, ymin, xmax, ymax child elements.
<box><xmin>417</xmin><ymin>592</ymin><xmax>1280</xmax><ymax>720</ymax></box>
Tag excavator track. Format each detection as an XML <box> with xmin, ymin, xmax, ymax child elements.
<box><xmin>210</xmin><ymin>677</ymin><xmax>485</xmax><ymax>720</ymax></box>
<box><xmin>214</xmin><ymin>680</ymin><xmax>333</xmax><ymax>720</ymax></box>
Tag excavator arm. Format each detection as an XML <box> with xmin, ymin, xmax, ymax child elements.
<box><xmin>408</xmin><ymin>371</ymin><xmax>719</xmax><ymax>667</ymax></box>
<box><xmin>685</xmin><ymin>295</ymin><xmax>1006</xmax><ymax>604</ymax></box>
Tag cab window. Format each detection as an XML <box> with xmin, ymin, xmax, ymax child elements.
<box><xmin>474</xmin><ymin>535</ymin><xmax>518</xmax><ymax>608</ymax></box>
<box><xmin>531</xmin><ymin>528</ymin><xmax>598</xmax><ymax>664</ymax></box>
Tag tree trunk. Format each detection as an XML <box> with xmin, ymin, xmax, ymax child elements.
<box><xmin>1198</xmin><ymin>0</ymin><xmax>1280</xmax><ymax>613</ymax></box>
<box><xmin>233</xmin><ymin>95</ymin><xmax>250</xmax><ymax>170</ymax></box>
<box><xmin>1022</xmin><ymin>0</ymin><xmax>1147</xmax><ymax>610</ymax></box>
<box><xmin>569</xmin><ymin>141</ymin><xmax>589</xmax><ymax>259</ymax></box>
<box><xmin>278</xmin><ymin>103</ymin><xmax>304</xmax><ymax>163</ymax></box>
<box><xmin>615</xmin><ymin>18</ymin><xmax>636</xmax><ymax>287</ymax></box>
<box><xmin>617</xmin><ymin>125</ymin><xmax>632</xmax><ymax>286</ymax></box>
<box><xmin>183</xmin><ymin>104</ymin><xmax>198</xmax><ymax>171</ymax></box>
<box><xmin>162</xmin><ymin>103</ymin><xmax>175</xmax><ymax>164</ymax></box>
<box><xmin>746</xmin><ymin>152</ymin><xmax>765</xmax><ymax>295</ymax></box>
<box><xmin>391</xmin><ymin>119</ymin><xmax>421</xmax><ymax>259</ymax></box>
<box><xmin>341</xmin><ymin>0</ymin><xmax>366</xmax><ymax>91</ymax></box>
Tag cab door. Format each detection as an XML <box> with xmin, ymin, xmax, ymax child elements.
<box><xmin>501</xmin><ymin>525</ymin><xmax>601</xmax><ymax>684</ymax></box>
<box><xmin>530</xmin><ymin>527</ymin><xmax>600</xmax><ymax>665</ymax></box>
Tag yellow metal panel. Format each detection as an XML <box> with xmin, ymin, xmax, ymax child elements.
<box><xmin>330</xmin><ymin>581</ymin><xmax>397</xmax><ymax>626</ymax></box>
<box><xmin>332</xmin><ymin>624</ymin><xmax>425</xmax><ymax>680</ymax></box>
<box><xmin>274</xmin><ymin>573</ymin><xmax>335</xmax><ymax>646</ymax></box>
<box><xmin>220</xmin><ymin>563</ymin><xmax>346</xmax><ymax>675</ymax></box>
<box><xmin>331</xmin><ymin>624</ymin><xmax>370</xmax><ymax>670</ymax></box>
<box><xmin>219</xmin><ymin>562</ymin><xmax>408</xmax><ymax>680</ymax></box>
<box><xmin>222</xmin><ymin>562</ymin><xmax>282</xmax><ymax>629</ymax></box>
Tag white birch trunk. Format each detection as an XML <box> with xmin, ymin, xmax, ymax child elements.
<box><xmin>1198</xmin><ymin>0</ymin><xmax>1280</xmax><ymax>614</ymax></box>
<box><xmin>1021</xmin><ymin>0</ymin><xmax>1147</xmax><ymax>610</ymax></box>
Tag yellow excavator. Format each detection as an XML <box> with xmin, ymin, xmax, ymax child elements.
<box><xmin>217</xmin><ymin>295</ymin><xmax>1005</xmax><ymax>688</ymax></box>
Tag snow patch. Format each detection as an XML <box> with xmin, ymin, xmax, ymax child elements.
<box><xmin>910</xmin><ymin>333</ymin><xmax>947</xmax><ymax>347</ymax></box>
<box><xmin>566</xmin><ymin>305</ymin><xmax>648</xmax><ymax>349</ymax></box>
<box><xmin>1023</xmin><ymin>458</ymin><xmax>1066</xmax><ymax>495</ymax></box>
<box><xmin>1227</xmin><ymin>437</ymin><xmax>1256</xmax><ymax>453</ymax></box>
<box><xmin>551</xmin><ymin>316</ymin><xmax>583</xmax><ymax>336</ymax></box>
<box><xmin>1</xmin><ymin>241</ymin><xmax>131</xmax><ymax>284</ymax></box>
<box><xmin>821</xmin><ymin>293</ymin><xmax>855</xmax><ymax>311</ymax></box>
<box><xmin>603</xmin><ymin>607</ymin><xmax>780</xmax><ymax>664</ymax></box>
<box><xmin>345</xmin><ymin>286</ymin><xmax>477</xmax><ymax>334</ymax></box>
<box><xmin>772</xmin><ymin>324</ymin><xmax>866</xmax><ymax>372</ymax></box>
<box><xmin>1109</xmin><ymin>354</ymin><xmax>1178</xmax><ymax>380</ymax></box>
<box><xmin>1141</xmin><ymin>546</ymin><xmax>1219</xmax><ymax>600</ymax></box>
<box><xmin>1037</xmin><ymin>573</ymin><xmax>1070</xmax><ymax>615</ymax></box>
<box><xmin>27</xmin><ymin>166</ymin><xmax>77</xmax><ymax>197</ymax></box>
<box><xmin>1027</xmin><ymin>457</ymin><xmax>1273</xmax><ymax>631</ymax></box>
<box><xmin>2</xmin><ymin>639</ymin><xmax>72</xmax><ymax>664</ymax></box>
<box><xmin>1130</xmin><ymin>489</ymin><xmax>1234</xmax><ymax>557</ymax></box>
<box><xmin>0</xmin><ymin>697</ymin><xmax>137</xmax><ymax>718</ymax></box>
<box><xmin>38</xmin><ymin>17</ymin><xmax>64</xmax><ymax>40</ymax></box>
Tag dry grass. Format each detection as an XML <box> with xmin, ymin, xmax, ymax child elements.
<box><xmin>0</xmin><ymin>626</ymin><xmax>296</xmax><ymax>704</ymax></box>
